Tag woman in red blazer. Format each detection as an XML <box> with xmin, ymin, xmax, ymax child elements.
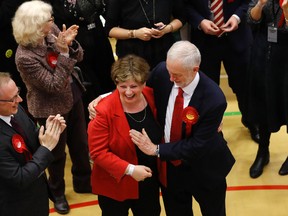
<box><xmin>87</xmin><ymin>55</ymin><xmax>162</xmax><ymax>216</ymax></box>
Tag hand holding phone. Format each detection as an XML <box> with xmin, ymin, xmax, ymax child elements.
<box><xmin>153</xmin><ymin>24</ymin><xmax>166</xmax><ymax>30</ymax></box>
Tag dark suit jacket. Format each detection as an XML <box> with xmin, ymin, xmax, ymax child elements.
<box><xmin>0</xmin><ymin>105</ymin><xmax>54</xmax><ymax>216</ymax></box>
<box><xmin>148</xmin><ymin>62</ymin><xmax>235</xmax><ymax>189</ymax></box>
<box><xmin>88</xmin><ymin>87</ymin><xmax>158</xmax><ymax>201</ymax></box>
<box><xmin>186</xmin><ymin>0</ymin><xmax>252</xmax><ymax>53</ymax></box>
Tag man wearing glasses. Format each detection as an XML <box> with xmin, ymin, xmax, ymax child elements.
<box><xmin>0</xmin><ymin>72</ymin><xmax>66</xmax><ymax>216</ymax></box>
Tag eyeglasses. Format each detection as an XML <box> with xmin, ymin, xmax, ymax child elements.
<box><xmin>48</xmin><ymin>16</ymin><xmax>54</xmax><ymax>22</ymax></box>
<box><xmin>0</xmin><ymin>87</ymin><xmax>21</xmax><ymax>103</ymax></box>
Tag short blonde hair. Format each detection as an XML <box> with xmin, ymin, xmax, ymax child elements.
<box><xmin>111</xmin><ymin>55</ymin><xmax>150</xmax><ymax>85</ymax></box>
<box><xmin>12</xmin><ymin>0</ymin><xmax>53</xmax><ymax>47</ymax></box>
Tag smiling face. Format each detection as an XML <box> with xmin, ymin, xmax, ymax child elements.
<box><xmin>0</xmin><ymin>79</ymin><xmax>23</xmax><ymax>116</ymax></box>
<box><xmin>117</xmin><ymin>79</ymin><xmax>145</xmax><ymax>107</ymax></box>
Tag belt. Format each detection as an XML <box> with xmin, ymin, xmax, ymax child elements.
<box><xmin>77</xmin><ymin>17</ymin><xmax>96</xmax><ymax>30</ymax></box>
<box><xmin>87</xmin><ymin>23</ymin><xmax>96</xmax><ymax>30</ymax></box>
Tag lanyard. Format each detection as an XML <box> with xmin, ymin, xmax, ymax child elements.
<box><xmin>138</xmin><ymin>0</ymin><xmax>155</xmax><ymax>28</ymax></box>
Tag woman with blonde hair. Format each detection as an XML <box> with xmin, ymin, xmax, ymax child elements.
<box><xmin>13</xmin><ymin>1</ymin><xmax>91</xmax><ymax>214</ymax></box>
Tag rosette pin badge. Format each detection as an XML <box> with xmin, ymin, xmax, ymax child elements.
<box><xmin>47</xmin><ymin>52</ymin><xmax>58</xmax><ymax>69</ymax></box>
<box><xmin>12</xmin><ymin>134</ymin><xmax>32</xmax><ymax>161</ymax></box>
<box><xmin>182</xmin><ymin>106</ymin><xmax>199</xmax><ymax>125</ymax></box>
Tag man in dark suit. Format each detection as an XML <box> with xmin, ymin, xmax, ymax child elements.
<box><xmin>184</xmin><ymin>0</ymin><xmax>259</xmax><ymax>143</ymax></box>
<box><xmin>130</xmin><ymin>41</ymin><xmax>235</xmax><ymax>216</ymax></box>
<box><xmin>0</xmin><ymin>72</ymin><xmax>66</xmax><ymax>216</ymax></box>
<box><xmin>0</xmin><ymin>0</ymin><xmax>29</xmax><ymax>110</ymax></box>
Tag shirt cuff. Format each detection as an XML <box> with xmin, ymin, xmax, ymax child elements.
<box><xmin>232</xmin><ymin>14</ymin><xmax>241</xmax><ymax>24</ymax></box>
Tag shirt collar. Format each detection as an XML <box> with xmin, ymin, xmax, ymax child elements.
<box><xmin>174</xmin><ymin>72</ymin><xmax>200</xmax><ymax>97</ymax></box>
<box><xmin>0</xmin><ymin>115</ymin><xmax>13</xmax><ymax>126</ymax></box>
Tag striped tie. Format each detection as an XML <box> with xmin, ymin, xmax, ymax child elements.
<box><xmin>211</xmin><ymin>0</ymin><xmax>224</xmax><ymax>28</ymax></box>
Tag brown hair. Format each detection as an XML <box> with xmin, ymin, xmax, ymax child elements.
<box><xmin>111</xmin><ymin>54</ymin><xmax>150</xmax><ymax>85</ymax></box>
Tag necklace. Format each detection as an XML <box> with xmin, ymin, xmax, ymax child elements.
<box><xmin>143</xmin><ymin>0</ymin><xmax>148</xmax><ymax>4</ymax></box>
<box><xmin>138</xmin><ymin>0</ymin><xmax>155</xmax><ymax>27</ymax></box>
<box><xmin>126</xmin><ymin>107</ymin><xmax>147</xmax><ymax>123</ymax></box>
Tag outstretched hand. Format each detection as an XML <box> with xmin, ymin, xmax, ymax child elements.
<box><xmin>130</xmin><ymin>128</ymin><xmax>157</xmax><ymax>156</ymax></box>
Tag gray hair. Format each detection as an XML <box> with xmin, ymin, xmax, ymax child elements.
<box><xmin>167</xmin><ymin>41</ymin><xmax>201</xmax><ymax>71</ymax></box>
<box><xmin>0</xmin><ymin>72</ymin><xmax>12</xmax><ymax>97</ymax></box>
<box><xmin>12</xmin><ymin>0</ymin><xmax>53</xmax><ymax>47</ymax></box>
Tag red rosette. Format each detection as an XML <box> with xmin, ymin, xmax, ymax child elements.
<box><xmin>12</xmin><ymin>134</ymin><xmax>32</xmax><ymax>161</ymax></box>
<box><xmin>12</xmin><ymin>134</ymin><xmax>25</xmax><ymax>154</ymax></box>
<box><xmin>47</xmin><ymin>52</ymin><xmax>58</xmax><ymax>69</ymax></box>
<box><xmin>182</xmin><ymin>106</ymin><xmax>199</xmax><ymax>125</ymax></box>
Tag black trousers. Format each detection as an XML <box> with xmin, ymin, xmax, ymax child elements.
<box><xmin>161</xmin><ymin>163</ymin><xmax>227</xmax><ymax>216</ymax></box>
<box><xmin>197</xmin><ymin>36</ymin><xmax>250</xmax><ymax>124</ymax></box>
<box><xmin>98</xmin><ymin>175</ymin><xmax>161</xmax><ymax>216</ymax></box>
<box><xmin>36</xmin><ymin>99</ymin><xmax>91</xmax><ymax>196</ymax></box>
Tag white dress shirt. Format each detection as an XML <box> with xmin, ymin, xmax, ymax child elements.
<box><xmin>164</xmin><ymin>73</ymin><xmax>200</xmax><ymax>142</ymax></box>
<box><xmin>0</xmin><ymin>115</ymin><xmax>12</xmax><ymax>126</ymax></box>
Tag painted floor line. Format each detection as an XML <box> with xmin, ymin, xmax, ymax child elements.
<box><xmin>49</xmin><ymin>184</ymin><xmax>288</xmax><ymax>213</ymax></box>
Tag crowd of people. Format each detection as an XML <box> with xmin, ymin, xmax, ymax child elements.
<box><xmin>0</xmin><ymin>0</ymin><xmax>288</xmax><ymax>215</ymax></box>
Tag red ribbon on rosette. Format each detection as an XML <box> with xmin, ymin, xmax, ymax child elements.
<box><xmin>182</xmin><ymin>106</ymin><xmax>199</xmax><ymax>137</ymax></box>
<box><xmin>12</xmin><ymin>134</ymin><xmax>32</xmax><ymax>161</ymax></box>
<box><xmin>47</xmin><ymin>52</ymin><xmax>58</xmax><ymax>69</ymax></box>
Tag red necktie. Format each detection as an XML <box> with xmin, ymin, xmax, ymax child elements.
<box><xmin>211</xmin><ymin>0</ymin><xmax>224</xmax><ymax>36</ymax></box>
<box><xmin>170</xmin><ymin>88</ymin><xmax>184</xmax><ymax>166</ymax></box>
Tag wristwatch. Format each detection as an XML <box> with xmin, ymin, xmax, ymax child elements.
<box><xmin>155</xmin><ymin>145</ymin><xmax>160</xmax><ymax>157</ymax></box>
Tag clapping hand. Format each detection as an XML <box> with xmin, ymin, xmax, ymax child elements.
<box><xmin>39</xmin><ymin>114</ymin><xmax>66</xmax><ymax>151</ymax></box>
<box><xmin>62</xmin><ymin>24</ymin><xmax>79</xmax><ymax>45</ymax></box>
<box><xmin>53</xmin><ymin>24</ymin><xmax>79</xmax><ymax>53</ymax></box>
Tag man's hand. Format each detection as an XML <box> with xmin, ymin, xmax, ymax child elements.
<box><xmin>220</xmin><ymin>16</ymin><xmax>239</xmax><ymax>33</ymax></box>
<box><xmin>39</xmin><ymin>115</ymin><xmax>66</xmax><ymax>151</ymax></box>
<box><xmin>88</xmin><ymin>96</ymin><xmax>103</xmax><ymax>119</ymax></box>
<box><xmin>130</xmin><ymin>128</ymin><xmax>157</xmax><ymax>156</ymax></box>
<box><xmin>46</xmin><ymin>114</ymin><xmax>66</xmax><ymax>133</ymax></box>
<box><xmin>200</xmin><ymin>19</ymin><xmax>221</xmax><ymax>35</ymax></box>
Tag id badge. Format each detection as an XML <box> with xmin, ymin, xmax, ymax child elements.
<box><xmin>268</xmin><ymin>26</ymin><xmax>277</xmax><ymax>43</ymax></box>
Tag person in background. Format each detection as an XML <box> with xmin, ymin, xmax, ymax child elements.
<box><xmin>129</xmin><ymin>41</ymin><xmax>235</xmax><ymax>216</ymax></box>
<box><xmin>47</xmin><ymin>0</ymin><xmax>116</xmax><ymax>124</ymax></box>
<box><xmin>105</xmin><ymin>0</ymin><xmax>186</xmax><ymax>68</ymax></box>
<box><xmin>87</xmin><ymin>55</ymin><xmax>162</xmax><ymax>216</ymax></box>
<box><xmin>0</xmin><ymin>72</ymin><xmax>66</xmax><ymax>216</ymax></box>
<box><xmin>246</xmin><ymin>0</ymin><xmax>288</xmax><ymax>178</ymax></box>
<box><xmin>185</xmin><ymin>0</ymin><xmax>259</xmax><ymax>144</ymax></box>
<box><xmin>12</xmin><ymin>1</ymin><xmax>91</xmax><ymax>214</ymax></box>
<box><xmin>0</xmin><ymin>0</ymin><xmax>29</xmax><ymax>111</ymax></box>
